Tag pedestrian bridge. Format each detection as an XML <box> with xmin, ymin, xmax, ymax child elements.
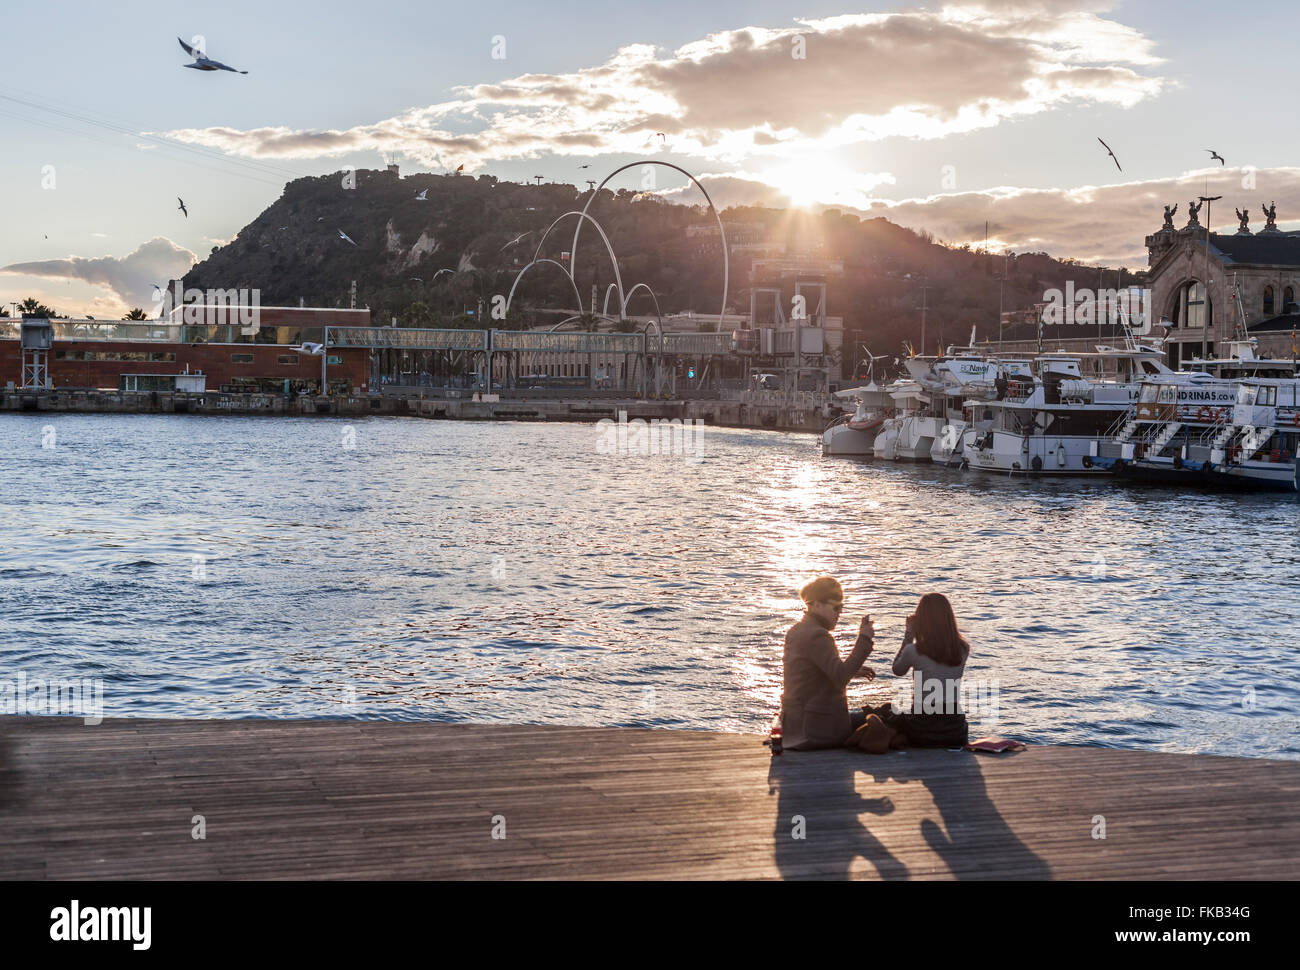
<box><xmin>324</xmin><ymin>326</ymin><xmax>736</xmax><ymax>356</ymax></box>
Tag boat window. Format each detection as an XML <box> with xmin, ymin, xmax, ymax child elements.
<box><xmin>1258</xmin><ymin>386</ymin><xmax>1277</xmax><ymax>406</ymax></box>
<box><xmin>1237</xmin><ymin>385</ymin><xmax>1258</xmax><ymax>405</ymax></box>
<box><xmin>1139</xmin><ymin>384</ymin><xmax>1159</xmax><ymax>403</ymax></box>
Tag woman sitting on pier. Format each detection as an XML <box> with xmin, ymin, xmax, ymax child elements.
<box><xmin>882</xmin><ymin>593</ymin><xmax>970</xmax><ymax>747</ymax></box>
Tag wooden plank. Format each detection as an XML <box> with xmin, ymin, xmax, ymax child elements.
<box><xmin>1</xmin><ymin>716</ymin><xmax>1297</xmax><ymax>880</ymax></box>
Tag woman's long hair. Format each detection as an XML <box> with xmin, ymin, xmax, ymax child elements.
<box><xmin>911</xmin><ymin>593</ymin><xmax>970</xmax><ymax>667</ymax></box>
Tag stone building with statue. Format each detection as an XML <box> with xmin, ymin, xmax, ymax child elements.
<box><xmin>1146</xmin><ymin>199</ymin><xmax>1300</xmax><ymax>366</ymax></box>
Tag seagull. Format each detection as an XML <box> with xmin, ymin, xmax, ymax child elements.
<box><xmin>578</xmin><ymin>164</ymin><xmax>591</xmax><ymax>169</ymax></box>
<box><xmin>409</xmin><ymin>277</ymin><xmax>423</xmax><ymax>283</ymax></box>
<box><xmin>1207</xmin><ymin>149</ymin><xmax>1225</xmax><ymax>165</ymax></box>
<box><xmin>337</xmin><ymin>229</ymin><xmax>357</xmax><ymax>246</ymax></box>
<box><xmin>177</xmin><ymin>197</ymin><xmax>188</xmax><ymax>218</ymax></box>
<box><xmin>178</xmin><ymin>37</ymin><xmax>248</xmax><ymax>74</ymax></box>
<box><xmin>415</xmin><ymin>189</ymin><xmax>428</xmax><ymax>200</ymax></box>
<box><xmin>500</xmin><ymin>231</ymin><xmax>532</xmax><ymax>251</ymax></box>
<box><xmin>1097</xmin><ymin>137</ymin><xmax>1121</xmax><ymax>172</ymax></box>
<box><xmin>316</xmin><ymin>216</ymin><xmax>325</xmax><ymax>222</ymax></box>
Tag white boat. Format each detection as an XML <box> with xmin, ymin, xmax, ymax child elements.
<box><xmin>822</xmin><ymin>384</ymin><xmax>890</xmax><ymax>456</ymax></box>
<box><xmin>1092</xmin><ymin>374</ymin><xmax>1300</xmax><ymax>490</ymax></box>
<box><xmin>1089</xmin><ymin>339</ymin><xmax>1300</xmax><ymax>489</ymax></box>
<box><xmin>960</xmin><ymin>343</ymin><xmax>1174</xmax><ymax>475</ymax></box>
<box><xmin>929</xmin><ymin>352</ymin><xmax>1033</xmax><ymax>465</ymax></box>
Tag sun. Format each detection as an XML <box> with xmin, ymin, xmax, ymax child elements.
<box><xmin>758</xmin><ymin>156</ymin><xmax>882</xmax><ymax>210</ymax></box>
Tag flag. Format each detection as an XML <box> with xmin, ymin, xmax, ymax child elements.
<box><xmin>455</xmin><ymin>164</ymin><xmax>464</xmax><ymax>173</ymax></box>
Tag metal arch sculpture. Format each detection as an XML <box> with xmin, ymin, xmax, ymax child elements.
<box><xmin>621</xmin><ymin>282</ymin><xmax>662</xmax><ymax>323</ymax></box>
<box><xmin>572</xmin><ymin>161</ymin><xmax>729</xmax><ymax>325</ymax></box>
<box><xmin>600</xmin><ymin>282</ymin><xmax>621</xmax><ymax>316</ymax></box>
<box><xmin>504</xmin><ymin>258</ymin><xmax>586</xmax><ymax>315</ymax></box>
<box><xmin>530</xmin><ymin>210</ymin><xmax>626</xmax><ymax>314</ymax></box>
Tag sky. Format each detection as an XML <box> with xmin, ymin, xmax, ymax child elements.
<box><xmin>2</xmin><ymin>0</ymin><xmax>1299</xmax><ymax>317</ymax></box>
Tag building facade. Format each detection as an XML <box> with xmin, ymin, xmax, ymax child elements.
<box><xmin>1</xmin><ymin>306</ymin><xmax>372</xmax><ymax>393</ymax></box>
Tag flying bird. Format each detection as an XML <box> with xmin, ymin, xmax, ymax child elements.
<box><xmin>177</xmin><ymin>37</ymin><xmax>248</xmax><ymax>74</ymax></box>
<box><xmin>578</xmin><ymin>164</ymin><xmax>591</xmax><ymax>169</ymax></box>
<box><xmin>414</xmin><ymin>189</ymin><xmax>428</xmax><ymax>200</ymax></box>
<box><xmin>177</xmin><ymin>197</ymin><xmax>188</xmax><ymax>218</ymax></box>
<box><xmin>409</xmin><ymin>277</ymin><xmax>423</xmax><ymax>283</ymax></box>
<box><xmin>1097</xmin><ymin>137</ymin><xmax>1121</xmax><ymax>172</ymax></box>
<box><xmin>500</xmin><ymin>231</ymin><xmax>532</xmax><ymax>251</ymax></box>
<box><xmin>337</xmin><ymin>229</ymin><xmax>357</xmax><ymax>246</ymax></box>
<box><xmin>1207</xmin><ymin>149</ymin><xmax>1225</xmax><ymax>165</ymax></box>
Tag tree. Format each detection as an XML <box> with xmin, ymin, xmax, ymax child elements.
<box><xmin>20</xmin><ymin>297</ymin><xmax>54</xmax><ymax>316</ymax></box>
<box><xmin>404</xmin><ymin>301</ymin><xmax>432</xmax><ymax>327</ymax></box>
<box><xmin>123</xmin><ymin>308</ymin><xmax>149</xmax><ymax>320</ymax></box>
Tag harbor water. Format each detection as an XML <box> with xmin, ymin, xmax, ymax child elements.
<box><xmin>1</xmin><ymin>413</ymin><xmax>1297</xmax><ymax>759</ymax></box>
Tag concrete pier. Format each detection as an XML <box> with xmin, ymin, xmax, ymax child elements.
<box><xmin>0</xmin><ymin>389</ymin><xmax>828</xmax><ymax>433</ymax></box>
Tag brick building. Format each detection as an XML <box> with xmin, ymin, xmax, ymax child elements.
<box><xmin>1</xmin><ymin>306</ymin><xmax>372</xmax><ymax>393</ymax></box>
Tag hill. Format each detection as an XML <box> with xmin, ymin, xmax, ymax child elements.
<box><xmin>181</xmin><ymin>168</ymin><xmax>1145</xmax><ymax>352</ymax></box>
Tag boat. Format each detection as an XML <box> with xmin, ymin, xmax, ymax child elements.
<box><xmin>822</xmin><ymin>384</ymin><xmax>890</xmax><ymax>456</ymax></box>
<box><xmin>1091</xmin><ymin>375</ymin><xmax>1300</xmax><ymax>490</ymax></box>
<box><xmin>960</xmin><ymin>343</ymin><xmax>1175</xmax><ymax>475</ymax></box>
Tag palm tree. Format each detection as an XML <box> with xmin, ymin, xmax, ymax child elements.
<box><xmin>123</xmin><ymin>308</ymin><xmax>149</xmax><ymax>320</ymax></box>
<box><xmin>404</xmin><ymin>301</ymin><xmax>432</xmax><ymax>327</ymax></box>
<box><xmin>20</xmin><ymin>297</ymin><xmax>54</xmax><ymax>316</ymax></box>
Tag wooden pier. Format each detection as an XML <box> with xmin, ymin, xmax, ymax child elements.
<box><xmin>1</xmin><ymin>717</ymin><xmax>1296</xmax><ymax>880</ymax></box>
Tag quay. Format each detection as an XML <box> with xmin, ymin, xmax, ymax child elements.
<box><xmin>1</xmin><ymin>716</ymin><xmax>1296</xmax><ymax>879</ymax></box>
<box><xmin>0</xmin><ymin>388</ymin><xmax>828</xmax><ymax>433</ymax></box>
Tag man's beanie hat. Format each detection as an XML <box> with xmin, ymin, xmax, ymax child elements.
<box><xmin>800</xmin><ymin>576</ymin><xmax>843</xmax><ymax>604</ymax></box>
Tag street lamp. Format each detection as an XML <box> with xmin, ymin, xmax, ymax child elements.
<box><xmin>1199</xmin><ymin>194</ymin><xmax>1222</xmax><ymax>362</ymax></box>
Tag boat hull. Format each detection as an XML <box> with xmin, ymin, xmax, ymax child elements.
<box><xmin>961</xmin><ymin>430</ymin><xmax>1110</xmax><ymax>475</ymax></box>
<box><xmin>1099</xmin><ymin>455</ymin><xmax>1300</xmax><ymax>491</ymax></box>
<box><xmin>822</xmin><ymin>421</ymin><xmax>876</xmax><ymax>456</ymax></box>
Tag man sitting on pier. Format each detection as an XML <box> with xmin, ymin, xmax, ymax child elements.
<box><xmin>780</xmin><ymin>577</ymin><xmax>875</xmax><ymax>750</ymax></box>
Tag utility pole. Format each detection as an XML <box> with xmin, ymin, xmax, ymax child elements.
<box><xmin>1199</xmin><ymin>194</ymin><xmax>1222</xmax><ymax>362</ymax></box>
<box><xmin>998</xmin><ymin>253</ymin><xmax>1007</xmax><ymax>354</ymax></box>
<box><xmin>919</xmin><ymin>284</ymin><xmax>929</xmax><ymax>354</ymax></box>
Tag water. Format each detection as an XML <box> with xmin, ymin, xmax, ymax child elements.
<box><xmin>1</xmin><ymin>413</ymin><xmax>1297</xmax><ymax>759</ymax></box>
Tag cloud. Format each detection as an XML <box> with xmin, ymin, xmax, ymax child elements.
<box><xmin>660</xmin><ymin>166</ymin><xmax>1300</xmax><ymax>267</ymax></box>
<box><xmin>157</xmin><ymin>5</ymin><xmax>1162</xmax><ymax>171</ymax></box>
<box><xmin>1</xmin><ymin>237</ymin><xmax>197</xmax><ymax>310</ymax></box>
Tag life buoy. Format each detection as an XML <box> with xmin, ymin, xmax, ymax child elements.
<box><xmin>1218</xmin><ymin>408</ymin><xmax>1232</xmax><ymax>424</ymax></box>
<box><xmin>1197</xmin><ymin>406</ymin><xmax>1211</xmax><ymax>422</ymax></box>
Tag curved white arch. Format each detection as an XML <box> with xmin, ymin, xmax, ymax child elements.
<box><xmin>621</xmin><ymin>282</ymin><xmax>662</xmax><ymax>322</ymax></box>
<box><xmin>530</xmin><ymin>210</ymin><xmax>625</xmax><ymax>314</ymax></box>
<box><xmin>505</xmin><ymin>258</ymin><xmax>585</xmax><ymax>315</ymax></box>
<box><xmin>600</xmin><ymin>282</ymin><xmax>620</xmax><ymax>316</ymax></box>
<box><xmin>573</xmin><ymin>161</ymin><xmax>728</xmax><ymax>325</ymax></box>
